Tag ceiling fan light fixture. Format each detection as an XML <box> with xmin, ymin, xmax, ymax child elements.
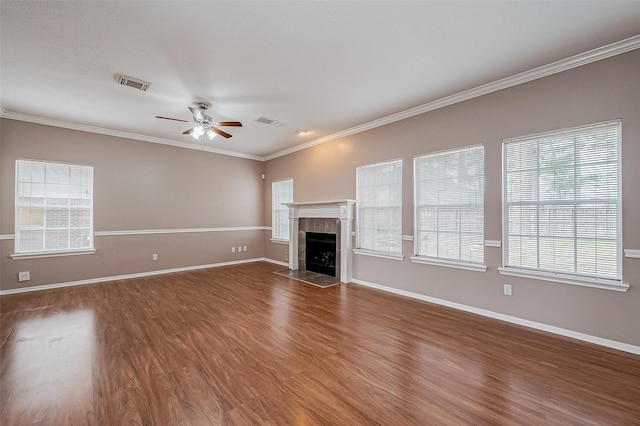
<box><xmin>191</xmin><ymin>125</ymin><xmax>204</xmax><ymax>140</ymax></box>
<box><xmin>158</xmin><ymin>104</ymin><xmax>241</xmax><ymax>140</ymax></box>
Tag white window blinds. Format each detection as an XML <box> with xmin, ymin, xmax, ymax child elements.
<box><xmin>15</xmin><ymin>160</ymin><xmax>94</xmax><ymax>254</ymax></box>
<box><xmin>356</xmin><ymin>159</ymin><xmax>402</xmax><ymax>254</ymax></box>
<box><xmin>272</xmin><ymin>179</ymin><xmax>293</xmax><ymax>240</ymax></box>
<box><xmin>356</xmin><ymin>160</ymin><xmax>402</xmax><ymax>254</ymax></box>
<box><xmin>414</xmin><ymin>145</ymin><xmax>484</xmax><ymax>264</ymax></box>
<box><xmin>503</xmin><ymin>121</ymin><xmax>621</xmax><ymax>280</ymax></box>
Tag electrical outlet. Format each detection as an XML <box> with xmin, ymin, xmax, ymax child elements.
<box><xmin>243</xmin><ymin>246</ymin><xmax>247</xmax><ymax>252</ymax></box>
<box><xmin>152</xmin><ymin>254</ymin><xmax>158</xmax><ymax>261</ymax></box>
<box><xmin>232</xmin><ymin>247</ymin><xmax>236</xmax><ymax>253</ymax></box>
<box><xmin>18</xmin><ymin>271</ymin><xmax>30</xmax><ymax>282</ymax></box>
<box><xmin>504</xmin><ymin>284</ymin><xmax>512</xmax><ymax>296</ymax></box>
<box><xmin>237</xmin><ymin>246</ymin><xmax>242</xmax><ymax>252</ymax></box>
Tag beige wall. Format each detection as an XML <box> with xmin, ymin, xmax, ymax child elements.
<box><xmin>264</xmin><ymin>50</ymin><xmax>640</xmax><ymax>346</ymax></box>
<box><xmin>1</xmin><ymin>120</ymin><xmax>265</xmax><ymax>290</ymax></box>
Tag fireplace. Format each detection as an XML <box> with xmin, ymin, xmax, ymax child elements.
<box><xmin>285</xmin><ymin>200</ymin><xmax>356</xmax><ymax>283</ymax></box>
<box><xmin>305</xmin><ymin>232</ymin><xmax>337</xmax><ymax>277</ymax></box>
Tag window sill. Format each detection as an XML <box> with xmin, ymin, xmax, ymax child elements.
<box><xmin>353</xmin><ymin>249</ymin><xmax>404</xmax><ymax>261</ymax></box>
<box><xmin>410</xmin><ymin>256</ymin><xmax>487</xmax><ymax>272</ymax></box>
<box><xmin>270</xmin><ymin>238</ymin><xmax>289</xmax><ymax>245</ymax></box>
<box><xmin>11</xmin><ymin>249</ymin><xmax>96</xmax><ymax>260</ymax></box>
<box><xmin>497</xmin><ymin>267</ymin><xmax>629</xmax><ymax>292</ymax></box>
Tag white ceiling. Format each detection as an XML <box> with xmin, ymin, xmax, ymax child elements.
<box><xmin>2</xmin><ymin>1</ymin><xmax>640</xmax><ymax>160</ymax></box>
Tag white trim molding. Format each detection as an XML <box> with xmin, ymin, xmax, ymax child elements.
<box><xmin>498</xmin><ymin>267</ymin><xmax>629</xmax><ymax>292</ymax></box>
<box><xmin>0</xmin><ymin>258</ymin><xmax>273</xmax><ymax>296</ymax></box>
<box><xmin>262</xmin><ymin>258</ymin><xmax>290</xmax><ymax>267</ymax></box>
<box><xmin>270</xmin><ymin>238</ymin><xmax>289</xmax><ymax>245</ymax></box>
<box><xmin>353</xmin><ymin>249</ymin><xmax>404</xmax><ymax>261</ymax></box>
<box><xmin>95</xmin><ymin>226</ymin><xmax>268</xmax><ymax>236</ymax></box>
<box><xmin>484</xmin><ymin>240</ymin><xmax>502</xmax><ymax>247</ymax></box>
<box><xmin>265</xmin><ymin>35</ymin><xmax>640</xmax><ymax>160</ymax></box>
<box><xmin>3</xmin><ymin>227</ymin><xmax>270</xmax><ymax>240</ymax></box>
<box><xmin>350</xmin><ymin>278</ymin><xmax>640</xmax><ymax>356</ymax></box>
<box><xmin>410</xmin><ymin>256</ymin><xmax>488</xmax><ymax>272</ymax></box>
<box><xmin>11</xmin><ymin>249</ymin><xmax>96</xmax><ymax>260</ymax></box>
<box><xmin>624</xmin><ymin>249</ymin><xmax>640</xmax><ymax>258</ymax></box>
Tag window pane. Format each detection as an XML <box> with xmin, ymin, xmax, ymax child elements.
<box><xmin>18</xmin><ymin>229</ymin><xmax>44</xmax><ymax>252</ymax></box>
<box><xmin>18</xmin><ymin>207</ymin><xmax>44</xmax><ymax>226</ymax></box>
<box><xmin>508</xmin><ymin>236</ymin><xmax>538</xmax><ymax>269</ymax></box>
<box><xmin>70</xmin><ymin>229</ymin><xmax>92</xmax><ymax>249</ymax></box>
<box><xmin>46</xmin><ymin>208</ymin><xmax>70</xmax><ymax>227</ymax></box>
<box><xmin>45</xmin><ymin>229</ymin><xmax>70</xmax><ymax>251</ymax></box>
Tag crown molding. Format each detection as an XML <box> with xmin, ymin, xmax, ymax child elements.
<box><xmin>264</xmin><ymin>34</ymin><xmax>640</xmax><ymax>161</ymax></box>
<box><xmin>0</xmin><ymin>110</ymin><xmax>265</xmax><ymax>161</ymax></box>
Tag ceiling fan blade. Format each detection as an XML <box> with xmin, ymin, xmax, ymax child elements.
<box><xmin>217</xmin><ymin>121</ymin><xmax>243</xmax><ymax>127</ymax></box>
<box><xmin>212</xmin><ymin>127</ymin><xmax>233</xmax><ymax>138</ymax></box>
<box><xmin>156</xmin><ymin>115</ymin><xmax>189</xmax><ymax>123</ymax></box>
<box><xmin>188</xmin><ymin>107</ymin><xmax>204</xmax><ymax>122</ymax></box>
<box><xmin>182</xmin><ymin>127</ymin><xmax>196</xmax><ymax>135</ymax></box>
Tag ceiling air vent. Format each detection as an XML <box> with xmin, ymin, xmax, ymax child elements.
<box><xmin>255</xmin><ymin>116</ymin><xmax>284</xmax><ymax>127</ymax></box>
<box><xmin>115</xmin><ymin>73</ymin><xmax>151</xmax><ymax>91</ymax></box>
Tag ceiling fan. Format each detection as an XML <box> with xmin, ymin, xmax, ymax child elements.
<box><xmin>156</xmin><ymin>102</ymin><xmax>242</xmax><ymax>141</ymax></box>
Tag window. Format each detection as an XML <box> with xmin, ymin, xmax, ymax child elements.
<box><xmin>15</xmin><ymin>159</ymin><xmax>94</xmax><ymax>254</ymax></box>
<box><xmin>414</xmin><ymin>145</ymin><xmax>485</xmax><ymax>266</ymax></box>
<box><xmin>503</xmin><ymin>121</ymin><xmax>621</xmax><ymax>281</ymax></box>
<box><xmin>356</xmin><ymin>159</ymin><xmax>402</xmax><ymax>255</ymax></box>
<box><xmin>272</xmin><ymin>179</ymin><xmax>293</xmax><ymax>241</ymax></box>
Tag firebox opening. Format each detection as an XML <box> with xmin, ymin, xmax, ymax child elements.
<box><xmin>305</xmin><ymin>232</ymin><xmax>337</xmax><ymax>277</ymax></box>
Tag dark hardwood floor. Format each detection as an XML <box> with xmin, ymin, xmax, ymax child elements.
<box><xmin>1</xmin><ymin>261</ymin><xmax>639</xmax><ymax>425</ymax></box>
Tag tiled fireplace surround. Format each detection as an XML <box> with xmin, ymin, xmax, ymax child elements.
<box><xmin>298</xmin><ymin>218</ymin><xmax>341</xmax><ymax>277</ymax></box>
<box><xmin>285</xmin><ymin>200</ymin><xmax>356</xmax><ymax>283</ymax></box>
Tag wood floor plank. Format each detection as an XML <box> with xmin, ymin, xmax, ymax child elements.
<box><xmin>1</xmin><ymin>261</ymin><xmax>639</xmax><ymax>425</ymax></box>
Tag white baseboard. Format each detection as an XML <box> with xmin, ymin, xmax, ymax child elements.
<box><xmin>0</xmin><ymin>258</ymin><xmax>273</xmax><ymax>296</ymax></box>
<box><xmin>350</xmin><ymin>278</ymin><xmax>640</xmax><ymax>356</ymax></box>
<box><xmin>262</xmin><ymin>257</ymin><xmax>290</xmax><ymax>267</ymax></box>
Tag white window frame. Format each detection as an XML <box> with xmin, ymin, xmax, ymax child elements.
<box><xmin>271</xmin><ymin>179</ymin><xmax>293</xmax><ymax>242</ymax></box>
<box><xmin>13</xmin><ymin>159</ymin><xmax>95</xmax><ymax>259</ymax></box>
<box><xmin>500</xmin><ymin>120</ymin><xmax>628</xmax><ymax>292</ymax></box>
<box><xmin>355</xmin><ymin>159</ymin><xmax>403</xmax><ymax>260</ymax></box>
<box><xmin>411</xmin><ymin>145</ymin><xmax>486</xmax><ymax>272</ymax></box>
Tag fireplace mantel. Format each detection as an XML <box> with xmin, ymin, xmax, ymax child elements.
<box><xmin>285</xmin><ymin>200</ymin><xmax>355</xmax><ymax>283</ymax></box>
